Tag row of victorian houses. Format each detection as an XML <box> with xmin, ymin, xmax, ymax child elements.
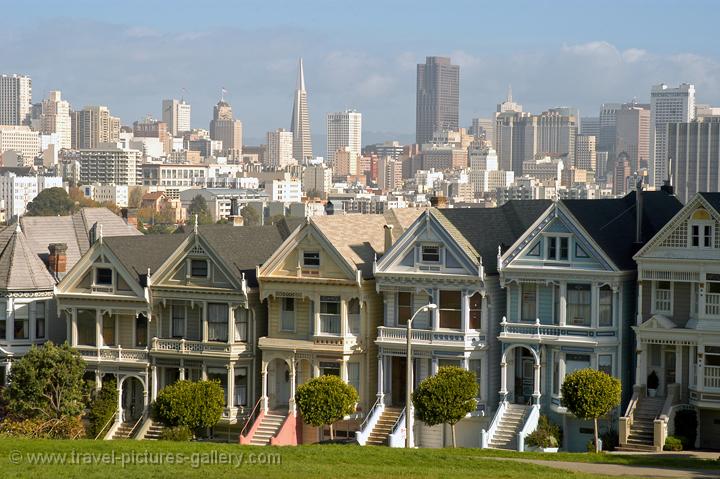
<box><xmin>1</xmin><ymin>185</ymin><xmax>719</xmax><ymax>451</ymax></box>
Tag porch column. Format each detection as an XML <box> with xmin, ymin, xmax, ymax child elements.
<box><xmin>143</xmin><ymin>376</ymin><xmax>149</xmax><ymax>413</ymax></box>
<box><xmin>431</xmin><ymin>357</ymin><xmax>439</xmax><ymax>376</ymax></box>
<box><xmin>201</xmin><ymin>363</ymin><xmax>208</xmax><ymax>380</ymax></box>
<box><xmin>70</xmin><ymin>308</ymin><xmax>78</xmax><ymax>346</ymax></box>
<box><xmin>533</xmin><ymin>363</ymin><xmax>541</xmax><ymax>404</ymax></box>
<box><xmin>151</xmin><ymin>365</ymin><xmax>158</xmax><ymax>401</ymax></box>
<box><xmin>201</xmin><ymin>302</ymin><xmax>208</xmax><ymax>342</ymax></box>
<box><xmin>675</xmin><ymin>345</ymin><xmax>683</xmax><ymax>387</ymax></box>
<box><xmin>341</xmin><ymin>356</ymin><xmax>349</xmax><ymax>382</ymax></box>
<box><xmin>688</xmin><ymin>346</ymin><xmax>695</xmax><ymax>388</ymax></box>
<box><xmin>480</xmin><ymin>291</ymin><xmax>488</xmax><ymax>330</ymax></box>
<box><xmin>289</xmin><ymin>360</ymin><xmax>296</xmax><ymax>415</ymax></box>
<box><xmin>431</xmin><ymin>290</ymin><xmax>439</xmax><ymax>330</ymax></box>
<box><xmin>637</xmin><ymin>281</ymin><xmax>643</xmax><ymax>326</ymax></box>
<box><xmin>261</xmin><ymin>364</ymin><xmax>269</xmax><ymax>411</ymax></box>
<box><xmin>314</xmin><ymin>294</ymin><xmax>321</xmax><ymax>336</ymax></box>
<box><xmin>591</xmin><ymin>283</ymin><xmax>598</xmax><ymax>328</ymax></box>
<box><xmin>227</xmin><ymin>304</ymin><xmax>235</xmax><ymax>344</ymax></box>
<box><xmin>117</xmin><ymin>380</ymin><xmax>124</xmax><ymax>422</ymax></box>
<box><xmin>636</xmin><ymin>343</ymin><xmax>645</xmax><ymax>387</ymax></box>
<box><xmin>558</xmin><ymin>354</ymin><xmax>566</xmax><ymax>396</ymax></box>
<box><xmin>95</xmin><ymin>310</ymin><xmax>103</xmax><ymax>348</ymax></box>
<box><xmin>559</xmin><ymin>281</ymin><xmax>567</xmax><ymax>326</ymax></box>
<box><xmin>227</xmin><ymin>363</ymin><xmax>235</xmax><ymax>409</ymax></box>
<box><xmin>461</xmin><ymin>291</ymin><xmax>470</xmax><ymax>332</ymax></box>
<box><xmin>499</xmin><ymin>358</ymin><xmax>508</xmax><ymax>401</ymax></box>
<box><xmin>95</xmin><ymin>370</ymin><xmax>102</xmax><ymax>391</ymax></box>
<box><xmin>179</xmin><ymin>359</ymin><xmax>186</xmax><ymax>380</ymax></box>
<box><xmin>377</xmin><ymin>354</ymin><xmax>385</xmax><ymax>403</ymax></box>
<box><xmin>697</xmin><ymin>345</ymin><xmax>705</xmax><ymax>391</ymax></box>
<box><xmin>340</xmin><ymin>298</ymin><xmax>348</xmax><ymax>337</ymax></box>
<box><xmin>699</xmin><ymin>280</ymin><xmax>707</xmax><ymax>321</ymax></box>
<box><xmin>3</xmin><ymin>362</ymin><xmax>11</xmax><ymax>386</ymax></box>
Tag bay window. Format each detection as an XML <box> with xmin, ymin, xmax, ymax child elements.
<box><xmin>469</xmin><ymin>293</ymin><xmax>482</xmax><ymax>330</ymax></box>
<box><xmin>521</xmin><ymin>283</ymin><xmax>537</xmax><ymax>322</ymax></box>
<box><xmin>348</xmin><ymin>298</ymin><xmax>360</xmax><ymax>335</ymax></box>
<box><xmin>171</xmin><ymin>305</ymin><xmax>185</xmax><ymax>338</ymax></box>
<box><xmin>280</xmin><ymin>298</ymin><xmax>295</xmax><ymax>332</ymax></box>
<box><xmin>208</xmin><ymin>303</ymin><xmax>228</xmax><ymax>342</ymax></box>
<box><xmin>567</xmin><ymin>284</ymin><xmax>591</xmax><ymax>326</ymax></box>
<box><xmin>14</xmin><ymin>304</ymin><xmax>29</xmax><ymax>340</ymax></box>
<box><xmin>319</xmin><ymin>296</ymin><xmax>340</xmax><ymax>335</ymax></box>
<box><xmin>135</xmin><ymin>314</ymin><xmax>148</xmax><ymax>347</ymax></box>
<box><xmin>439</xmin><ymin>291</ymin><xmax>461</xmax><ymax>329</ymax></box>
<box><xmin>397</xmin><ymin>292</ymin><xmax>412</xmax><ymax>326</ymax></box>
<box><xmin>77</xmin><ymin>309</ymin><xmax>96</xmax><ymax>346</ymax></box>
<box><xmin>599</xmin><ymin>286</ymin><xmax>613</xmax><ymax>327</ymax></box>
<box><xmin>654</xmin><ymin>281</ymin><xmax>672</xmax><ymax>314</ymax></box>
<box><xmin>102</xmin><ymin>314</ymin><xmax>116</xmax><ymax>346</ymax></box>
<box><xmin>35</xmin><ymin>301</ymin><xmax>46</xmax><ymax>339</ymax></box>
<box><xmin>235</xmin><ymin>368</ymin><xmax>248</xmax><ymax>407</ymax></box>
<box><xmin>235</xmin><ymin>308</ymin><xmax>248</xmax><ymax>341</ymax></box>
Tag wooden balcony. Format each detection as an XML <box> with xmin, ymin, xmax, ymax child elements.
<box><xmin>375</xmin><ymin>326</ymin><xmax>482</xmax><ymax>349</ymax></box>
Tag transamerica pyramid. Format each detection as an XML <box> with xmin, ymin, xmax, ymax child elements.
<box><xmin>290</xmin><ymin>58</ymin><xmax>312</xmax><ymax>163</ymax></box>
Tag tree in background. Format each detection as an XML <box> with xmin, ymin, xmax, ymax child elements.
<box><xmin>240</xmin><ymin>205</ymin><xmax>261</xmax><ymax>226</ymax></box>
<box><xmin>26</xmin><ymin>188</ymin><xmax>76</xmax><ymax>216</ymax></box>
<box><xmin>412</xmin><ymin>366</ymin><xmax>477</xmax><ymax>448</ymax></box>
<box><xmin>128</xmin><ymin>187</ymin><xmax>144</xmax><ymax>209</ymax></box>
<box><xmin>5</xmin><ymin>342</ymin><xmax>86</xmax><ymax>419</ymax></box>
<box><xmin>188</xmin><ymin>195</ymin><xmax>213</xmax><ymax>225</ymax></box>
<box><xmin>153</xmin><ymin>380</ymin><xmax>225</xmax><ymax>438</ymax></box>
<box><xmin>561</xmin><ymin>368</ymin><xmax>621</xmax><ymax>453</ymax></box>
<box><xmin>87</xmin><ymin>379</ymin><xmax>118</xmax><ymax>438</ymax></box>
<box><xmin>295</xmin><ymin>375</ymin><xmax>358</xmax><ymax>440</ymax></box>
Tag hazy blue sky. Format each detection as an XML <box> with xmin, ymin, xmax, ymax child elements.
<box><xmin>3</xmin><ymin>1</ymin><xmax>718</xmax><ymax>142</ymax></box>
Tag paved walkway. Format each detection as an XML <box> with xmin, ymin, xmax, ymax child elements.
<box><xmin>484</xmin><ymin>456</ymin><xmax>720</xmax><ymax>478</ymax></box>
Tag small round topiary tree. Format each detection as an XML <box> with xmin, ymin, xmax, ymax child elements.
<box><xmin>295</xmin><ymin>375</ymin><xmax>358</xmax><ymax>440</ymax></box>
<box><xmin>153</xmin><ymin>380</ymin><xmax>225</xmax><ymax>438</ymax></box>
<box><xmin>412</xmin><ymin>366</ymin><xmax>478</xmax><ymax>448</ymax></box>
<box><xmin>561</xmin><ymin>368</ymin><xmax>621</xmax><ymax>453</ymax></box>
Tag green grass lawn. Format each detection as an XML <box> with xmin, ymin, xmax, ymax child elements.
<box><xmin>0</xmin><ymin>438</ymin><xmax>716</xmax><ymax>479</ymax></box>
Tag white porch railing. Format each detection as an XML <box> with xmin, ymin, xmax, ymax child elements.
<box><xmin>356</xmin><ymin>398</ymin><xmax>384</xmax><ymax>446</ymax></box>
<box><xmin>619</xmin><ymin>385</ymin><xmax>642</xmax><ymax>447</ymax></box>
<box><xmin>499</xmin><ymin>318</ymin><xmax>597</xmax><ymax>340</ymax></box>
<box><xmin>376</xmin><ymin>327</ymin><xmax>480</xmax><ymax>347</ymax></box>
<box><xmin>517</xmin><ymin>404</ymin><xmax>540</xmax><ymax>452</ymax></box>
<box><xmin>705</xmin><ymin>366</ymin><xmax>720</xmax><ymax>389</ymax></box>
<box><xmin>387</xmin><ymin>408</ymin><xmax>406</xmax><ymax>448</ymax></box>
<box><xmin>480</xmin><ymin>400</ymin><xmax>507</xmax><ymax>449</ymax></box>
<box><xmin>78</xmin><ymin>346</ymin><xmax>148</xmax><ymax>362</ymax></box>
<box><xmin>706</xmin><ymin>293</ymin><xmax>720</xmax><ymax>316</ymax></box>
<box><xmin>151</xmin><ymin>337</ymin><xmax>231</xmax><ymax>354</ymax></box>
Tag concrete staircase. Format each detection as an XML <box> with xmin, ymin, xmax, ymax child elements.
<box><xmin>365</xmin><ymin>407</ymin><xmax>403</xmax><ymax>446</ymax></box>
<box><xmin>488</xmin><ymin>404</ymin><xmax>530</xmax><ymax>450</ymax></box>
<box><xmin>617</xmin><ymin>397</ymin><xmax>664</xmax><ymax>452</ymax></box>
<box><xmin>248</xmin><ymin>410</ymin><xmax>287</xmax><ymax>446</ymax></box>
<box><xmin>141</xmin><ymin>422</ymin><xmax>165</xmax><ymax>440</ymax></box>
<box><xmin>112</xmin><ymin>421</ymin><xmax>138</xmax><ymax>440</ymax></box>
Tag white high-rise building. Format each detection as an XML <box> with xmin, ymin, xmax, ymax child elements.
<box><xmin>0</xmin><ymin>125</ymin><xmax>40</xmax><ymax>163</ymax></box>
<box><xmin>0</xmin><ymin>173</ymin><xmax>63</xmax><ymax>218</ymax></box>
<box><xmin>326</xmin><ymin>109</ymin><xmax>361</xmax><ymax>167</ymax></box>
<box><xmin>650</xmin><ymin>83</ymin><xmax>695</xmax><ymax>186</ymax></box>
<box><xmin>0</xmin><ymin>74</ymin><xmax>32</xmax><ymax>126</ymax></box>
<box><xmin>266</xmin><ymin>128</ymin><xmax>295</xmax><ymax>168</ymax></box>
<box><xmin>162</xmin><ymin>99</ymin><xmax>191</xmax><ymax>136</ymax></box>
<box><xmin>291</xmin><ymin>59</ymin><xmax>313</xmax><ymax>163</ymax></box>
<box><xmin>40</xmin><ymin>91</ymin><xmax>71</xmax><ymax>150</ymax></box>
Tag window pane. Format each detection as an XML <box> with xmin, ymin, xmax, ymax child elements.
<box><xmin>103</xmin><ymin>315</ymin><xmax>115</xmax><ymax>346</ymax></box>
<box><xmin>559</xmin><ymin>237</ymin><xmax>568</xmax><ymax>260</ymax></box>
<box><xmin>469</xmin><ymin>359</ymin><xmax>482</xmax><ymax>398</ymax></box>
<box><xmin>235</xmin><ymin>368</ymin><xmax>248</xmax><ymax>406</ymax></box>
<box><xmin>191</xmin><ymin>259</ymin><xmax>208</xmax><ymax>277</ymax></box>
<box><xmin>208</xmin><ymin>303</ymin><xmax>228</xmax><ymax>341</ymax></box>
<box><xmin>439</xmin><ymin>291</ymin><xmax>461</xmax><ymax>329</ymax></box>
<box><xmin>567</xmin><ymin>284</ymin><xmax>591</xmax><ymax>326</ymax></box>
<box><xmin>599</xmin><ymin>286</ymin><xmax>613</xmax><ymax>327</ymax></box>
<box><xmin>548</xmin><ymin>237</ymin><xmax>557</xmax><ymax>259</ymax></box>
<box><xmin>235</xmin><ymin>308</ymin><xmax>248</xmax><ymax>341</ymax></box>
<box><xmin>303</xmin><ymin>251</ymin><xmax>320</xmax><ymax>267</ymax></box>
<box><xmin>521</xmin><ymin>284</ymin><xmax>537</xmax><ymax>321</ymax></box>
<box><xmin>77</xmin><ymin>309</ymin><xmax>96</xmax><ymax>346</ymax></box>
<box><xmin>469</xmin><ymin>293</ymin><xmax>482</xmax><ymax>330</ymax></box>
<box><xmin>347</xmin><ymin>363</ymin><xmax>360</xmax><ymax>393</ymax></box>
<box><xmin>281</xmin><ymin>298</ymin><xmax>295</xmax><ymax>331</ymax></box>
<box><xmin>171</xmin><ymin>305</ymin><xmax>185</xmax><ymax>338</ymax></box>
<box><xmin>136</xmin><ymin>314</ymin><xmax>148</xmax><ymax>347</ymax></box>
<box><xmin>422</xmin><ymin>245</ymin><xmax>440</xmax><ymax>262</ymax></box>
<box><xmin>96</xmin><ymin>268</ymin><xmax>113</xmax><ymax>285</ymax></box>
<box><xmin>598</xmin><ymin>355</ymin><xmax>612</xmax><ymax>375</ymax></box>
<box><xmin>35</xmin><ymin>301</ymin><xmax>46</xmax><ymax>339</ymax></box>
<box><xmin>397</xmin><ymin>292</ymin><xmax>412</xmax><ymax>326</ymax></box>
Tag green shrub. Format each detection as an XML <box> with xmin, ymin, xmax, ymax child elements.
<box><xmin>674</xmin><ymin>409</ymin><xmax>697</xmax><ymax>449</ymax></box>
<box><xmin>153</xmin><ymin>380</ymin><xmax>225</xmax><ymax>436</ymax></box>
<box><xmin>0</xmin><ymin>415</ymin><xmax>85</xmax><ymax>439</ymax></box>
<box><xmin>664</xmin><ymin>435</ymin><xmax>683</xmax><ymax>451</ymax></box>
<box><xmin>87</xmin><ymin>379</ymin><xmax>118</xmax><ymax>438</ymax></box>
<box><xmin>295</xmin><ymin>375</ymin><xmax>358</xmax><ymax>441</ymax></box>
<box><xmin>600</xmin><ymin>428</ymin><xmax>619</xmax><ymax>451</ymax></box>
<box><xmin>161</xmin><ymin>425</ymin><xmax>193</xmax><ymax>441</ymax></box>
<box><xmin>525</xmin><ymin>415</ymin><xmax>561</xmax><ymax>449</ymax></box>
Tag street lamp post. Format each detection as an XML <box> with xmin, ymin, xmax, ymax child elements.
<box><xmin>406</xmin><ymin>303</ymin><xmax>437</xmax><ymax>448</ymax></box>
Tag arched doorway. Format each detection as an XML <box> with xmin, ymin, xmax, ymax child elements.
<box><xmin>501</xmin><ymin>345</ymin><xmax>540</xmax><ymax>405</ymax></box>
<box><xmin>119</xmin><ymin>375</ymin><xmax>146</xmax><ymax>422</ymax></box>
<box><xmin>268</xmin><ymin>358</ymin><xmax>291</xmax><ymax>410</ymax></box>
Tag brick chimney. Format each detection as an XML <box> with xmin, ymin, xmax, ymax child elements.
<box><xmin>48</xmin><ymin>243</ymin><xmax>68</xmax><ymax>276</ymax></box>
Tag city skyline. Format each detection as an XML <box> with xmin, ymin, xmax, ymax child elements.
<box><xmin>2</xmin><ymin>1</ymin><xmax>719</xmax><ymax>141</ymax></box>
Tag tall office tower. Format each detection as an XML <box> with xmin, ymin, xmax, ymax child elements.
<box><xmin>598</xmin><ymin>102</ymin><xmax>622</xmax><ymax>155</ymax></box>
<box><xmin>162</xmin><ymin>99</ymin><xmax>191</xmax><ymax>136</ymax></box>
<box><xmin>468</xmin><ymin>144</ymin><xmax>499</xmax><ymax>170</ymax></box>
<box><xmin>596</xmin><ymin>151</ymin><xmax>610</xmax><ymax>181</ymax></box>
<box><xmin>650</xmin><ymin>83</ymin><xmax>695</xmax><ymax>186</ymax></box>
<box><xmin>536</xmin><ymin>109</ymin><xmax>578</xmax><ymax>162</ymax></box>
<box><xmin>40</xmin><ymin>91</ymin><xmax>71</xmax><ymax>149</ymax></box>
<box><xmin>469</xmin><ymin>118</ymin><xmax>495</xmax><ymax>146</ymax></box>
<box><xmin>209</xmin><ymin>99</ymin><xmax>243</xmax><ymax>158</ymax></box>
<box><xmin>0</xmin><ymin>74</ymin><xmax>32</xmax><ymax>125</ymax></box>
<box><xmin>416</xmin><ymin>56</ymin><xmax>459</xmax><ymax>145</ymax></box>
<box><xmin>495</xmin><ymin>111</ymin><xmax>537</xmax><ymax>174</ymax></box>
<box><xmin>496</xmin><ymin>85</ymin><xmax>523</xmax><ymax>114</ymax></box>
<box><xmin>378</xmin><ymin>155</ymin><xmax>403</xmax><ymax>191</ymax></box>
<box><xmin>613</xmin><ymin>153</ymin><xmax>632</xmax><ymax>196</ymax></box>
<box><xmin>580</xmin><ymin>117</ymin><xmax>600</xmax><ymax>137</ymax></box>
<box><xmin>266</xmin><ymin>128</ymin><xmax>294</xmax><ymax>168</ymax></box>
<box><xmin>574</xmin><ymin>135</ymin><xmax>597</xmax><ymax>171</ymax></box>
<box><xmin>615</xmin><ymin>103</ymin><xmax>650</xmax><ymax>173</ymax></box>
<box><xmin>290</xmin><ymin>59</ymin><xmax>312</xmax><ymax>163</ymax></box>
<box><xmin>326</xmin><ymin>109</ymin><xmax>361</xmax><ymax>167</ymax></box>
<box><xmin>133</xmin><ymin>118</ymin><xmax>172</xmax><ymax>154</ymax></box>
<box><xmin>667</xmin><ymin>117</ymin><xmax>720</xmax><ymax>203</ymax></box>
<box><xmin>71</xmin><ymin>106</ymin><xmax>120</xmax><ymax>149</ymax></box>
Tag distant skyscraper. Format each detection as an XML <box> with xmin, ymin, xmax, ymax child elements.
<box><xmin>416</xmin><ymin>56</ymin><xmax>459</xmax><ymax>145</ymax></box>
<box><xmin>598</xmin><ymin>102</ymin><xmax>622</xmax><ymax>155</ymax></box>
<box><xmin>575</xmin><ymin>135</ymin><xmax>597</xmax><ymax>171</ymax></box>
<box><xmin>650</xmin><ymin>83</ymin><xmax>695</xmax><ymax>187</ymax></box>
<box><xmin>496</xmin><ymin>85</ymin><xmax>522</xmax><ymax>114</ymax></box>
<box><xmin>667</xmin><ymin>117</ymin><xmax>720</xmax><ymax>203</ymax></box>
<box><xmin>495</xmin><ymin>111</ymin><xmax>536</xmax><ymax>174</ymax></box>
<box><xmin>71</xmin><ymin>105</ymin><xmax>120</xmax><ymax>149</ymax></box>
<box><xmin>291</xmin><ymin>59</ymin><xmax>312</xmax><ymax>163</ymax></box>
<box><xmin>580</xmin><ymin>117</ymin><xmax>600</xmax><ymax>137</ymax></box>
<box><xmin>537</xmin><ymin>109</ymin><xmax>578</xmax><ymax>163</ymax></box>
<box><xmin>326</xmin><ymin>109</ymin><xmax>362</xmax><ymax>168</ymax></box>
<box><xmin>266</xmin><ymin>128</ymin><xmax>295</xmax><ymax>168</ymax></box>
<box><xmin>40</xmin><ymin>91</ymin><xmax>71</xmax><ymax>150</ymax></box>
<box><xmin>615</xmin><ymin>103</ymin><xmax>650</xmax><ymax>173</ymax></box>
<box><xmin>162</xmin><ymin>99</ymin><xmax>191</xmax><ymax>136</ymax></box>
<box><xmin>209</xmin><ymin>98</ymin><xmax>242</xmax><ymax>159</ymax></box>
<box><xmin>0</xmin><ymin>74</ymin><xmax>32</xmax><ymax>126</ymax></box>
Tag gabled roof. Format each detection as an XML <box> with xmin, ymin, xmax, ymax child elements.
<box><xmin>562</xmin><ymin>190</ymin><xmax>682</xmax><ymax>270</ymax></box>
<box><xmin>311</xmin><ymin>209</ymin><xmax>422</xmax><ymax>279</ymax></box>
<box><xmin>698</xmin><ymin>192</ymin><xmax>720</xmax><ymax>213</ymax></box>
<box><xmin>101</xmin><ymin>222</ymin><xmax>300</xmax><ymax>288</ymax></box>
<box><xmin>0</xmin><ymin>225</ymin><xmax>55</xmax><ymax>292</ymax></box>
<box><xmin>21</xmin><ymin>207</ymin><xmax>141</xmax><ymax>270</ymax></box>
<box><xmin>435</xmin><ymin>200</ymin><xmax>553</xmax><ymax>274</ymax></box>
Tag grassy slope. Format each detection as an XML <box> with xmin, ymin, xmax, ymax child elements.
<box><xmin>0</xmin><ymin>438</ymin><xmax>716</xmax><ymax>479</ymax></box>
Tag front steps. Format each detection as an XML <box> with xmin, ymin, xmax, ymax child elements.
<box><xmin>112</xmin><ymin>420</ymin><xmax>138</xmax><ymax>440</ymax></box>
<box><xmin>248</xmin><ymin>410</ymin><xmax>287</xmax><ymax>446</ymax></box>
<box><xmin>140</xmin><ymin>421</ymin><xmax>164</xmax><ymax>440</ymax></box>
<box><xmin>365</xmin><ymin>407</ymin><xmax>403</xmax><ymax>446</ymax></box>
<box><xmin>488</xmin><ymin>404</ymin><xmax>530</xmax><ymax>450</ymax></box>
<box><xmin>617</xmin><ymin>397</ymin><xmax>664</xmax><ymax>452</ymax></box>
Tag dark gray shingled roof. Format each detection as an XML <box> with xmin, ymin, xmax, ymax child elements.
<box><xmin>561</xmin><ymin>190</ymin><xmax>682</xmax><ymax>270</ymax></box>
<box><xmin>0</xmin><ymin>225</ymin><xmax>56</xmax><ymax>291</ymax></box>
<box><xmin>435</xmin><ymin>200</ymin><xmax>553</xmax><ymax>275</ymax></box>
<box><xmin>699</xmin><ymin>192</ymin><xmax>720</xmax><ymax>213</ymax></box>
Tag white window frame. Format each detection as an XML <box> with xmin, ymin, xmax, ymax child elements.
<box><xmin>302</xmin><ymin>251</ymin><xmax>320</xmax><ymax>269</ymax></box>
<box><xmin>420</xmin><ymin>244</ymin><xmax>441</xmax><ymax>263</ymax></box>
<box><xmin>189</xmin><ymin>258</ymin><xmax>210</xmax><ymax>278</ymax></box>
<box><xmin>688</xmin><ymin>220</ymin><xmax>714</xmax><ymax>249</ymax></box>
<box><xmin>545</xmin><ymin>234</ymin><xmax>571</xmax><ymax>261</ymax></box>
<box><xmin>519</xmin><ymin>283</ymin><xmax>538</xmax><ymax>322</ymax></box>
<box><xmin>597</xmin><ymin>353</ymin><xmax>614</xmax><ymax>376</ymax></box>
<box><xmin>280</xmin><ymin>297</ymin><xmax>296</xmax><ymax>332</ymax></box>
<box><xmin>598</xmin><ymin>285</ymin><xmax>614</xmax><ymax>328</ymax></box>
<box><xmin>102</xmin><ymin>313</ymin><xmax>117</xmax><ymax>347</ymax></box>
<box><xmin>651</xmin><ymin>280</ymin><xmax>673</xmax><ymax>315</ymax></box>
<box><xmin>171</xmin><ymin>304</ymin><xmax>187</xmax><ymax>338</ymax></box>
